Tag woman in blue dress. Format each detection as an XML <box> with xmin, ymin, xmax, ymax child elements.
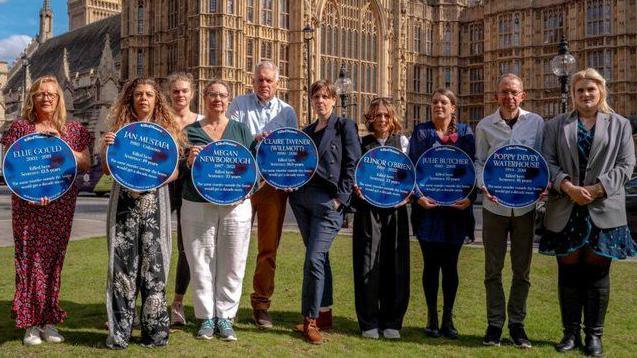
<box><xmin>408</xmin><ymin>88</ymin><xmax>475</xmax><ymax>339</ymax></box>
<box><xmin>541</xmin><ymin>68</ymin><xmax>636</xmax><ymax>357</ymax></box>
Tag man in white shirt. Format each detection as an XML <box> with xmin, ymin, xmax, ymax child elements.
<box><xmin>227</xmin><ymin>61</ymin><xmax>297</xmax><ymax>329</ymax></box>
<box><xmin>474</xmin><ymin>74</ymin><xmax>544</xmax><ymax>349</ymax></box>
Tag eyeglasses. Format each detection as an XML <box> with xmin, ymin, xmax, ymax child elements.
<box><xmin>497</xmin><ymin>90</ymin><xmax>523</xmax><ymax>97</ymax></box>
<box><xmin>34</xmin><ymin>92</ymin><xmax>59</xmax><ymax>100</ymax></box>
<box><xmin>206</xmin><ymin>92</ymin><xmax>229</xmax><ymax>99</ymax></box>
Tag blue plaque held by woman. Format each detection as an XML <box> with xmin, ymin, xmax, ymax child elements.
<box><xmin>192</xmin><ymin>140</ymin><xmax>257</xmax><ymax>205</ymax></box>
<box><xmin>355</xmin><ymin>146</ymin><xmax>415</xmax><ymax>208</ymax></box>
<box><xmin>415</xmin><ymin>145</ymin><xmax>476</xmax><ymax>206</ymax></box>
<box><xmin>106</xmin><ymin>122</ymin><xmax>179</xmax><ymax>192</ymax></box>
<box><xmin>483</xmin><ymin>144</ymin><xmax>549</xmax><ymax>208</ymax></box>
<box><xmin>3</xmin><ymin>133</ymin><xmax>77</xmax><ymax>202</ymax></box>
<box><xmin>256</xmin><ymin>127</ymin><xmax>318</xmax><ymax>189</ymax></box>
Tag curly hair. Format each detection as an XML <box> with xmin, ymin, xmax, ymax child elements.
<box><xmin>364</xmin><ymin>97</ymin><xmax>403</xmax><ymax>135</ymax></box>
<box><xmin>107</xmin><ymin>77</ymin><xmax>185</xmax><ymax>153</ymax></box>
<box><xmin>22</xmin><ymin>75</ymin><xmax>67</xmax><ymax>135</ymax></box>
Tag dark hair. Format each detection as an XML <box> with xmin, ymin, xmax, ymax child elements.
<box><xmin>432</xmin><ymin>88</ymin><xmax>458</xmax><ymax>135</ymax></box>
<box><xmin>203</xmin><ymin>79</ymin><xmax>231</xmax><ymax>96</ymax></box>
<box><xmin>309</xmin><ymin>80</ymin><xmax>337</xmax><ymax>99</ymax></box>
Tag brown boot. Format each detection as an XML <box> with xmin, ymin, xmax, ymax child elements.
<box><xmin>303</xmin><ymin>318</ymin><xmax>322</xmax><ymax>344</ymax></box>
<box><xmin>317</xmin><ymin>309</ymin><xmax>333</xmax><ymax>330</ymax></box>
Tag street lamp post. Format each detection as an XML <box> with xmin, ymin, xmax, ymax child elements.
<box><xmin>21</xmin><ymin>55</ymin><xmax>30</xmax><ymax>110</ymax></box>
<box><xmin>551</xmin><ymin>36</ymin><xmax>576</xmax><ymax>113</ymax></box>
<box><xmin>303</xmin><ymin>24</ymin><xmax>314</xmax><ymax>124</ymax></box>
<box><xmin>334</xmin><ymin>64</ymin><xmax>353</xmax><ymax>119</ymax></box>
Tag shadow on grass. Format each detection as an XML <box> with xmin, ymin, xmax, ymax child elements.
<box><xmin>398</xmin><ymin>326</ymin><xmax>556</xmax><ymax>348</ymax></box>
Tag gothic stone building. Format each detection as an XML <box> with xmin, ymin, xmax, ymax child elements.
<box><xmin>121</xmin><ymin>0</ymin><xmax>637</xmax><ymax>130</ymax></box>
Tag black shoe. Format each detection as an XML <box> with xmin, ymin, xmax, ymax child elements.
<box><xmin>439</xmin><ymin>311</ymin><xmax>458</xmax><ymax>339</ymax></box>
<box><xmin>583</xmin><ymin>287</ymin><xmax>608</xmax><ymax>358</ymax></box>
<box><xmin>555</xmin><ymin>329</ymin><xmax>581</xmax><ymax>353</ymax></box>
<box><xmin>424</xmin><ymin>308</ymin><xmax>439</xmax><ymax>338</ymax></box>
<box><xmin>583</xmin><ymin>328</ymin><xmax>603</xmax><ymax>357</ymax></box>
<box><xmin>509</xmin><ymin>324</ymin><xmax>532</xmax><ymax>349</ymax></box>
<box><xmin>483</xmin><ymin>325</ymin><xmax>502</xmax><ymax>346</ymax></box>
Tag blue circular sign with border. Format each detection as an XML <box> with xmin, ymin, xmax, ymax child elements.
<box><xmin>415</xmin><ymin>145</ymin><xmax>476</xmax><ymax>206</ymax></box>
<box><xmin>483</xmin><ymin>144</ymin><xmax>549</xmax><ymax>208</ymax></box>
<box><xmin>106</xmin><ymin>122</ymin><xmax>179</xmax><ymax>192</ymax></box>
<box><xmin>2</xmin><ymin>133</ymin><xmax>77</xmax><ymax>202</ymax></box>
<box><xmin>256</xmin><ymin>128</ymin><xmax>318</xmax><ymax>189</ymax></box>
<box><xmin>355</xmin><ymin>146</ymin><xmax>415</xmax><ymax>208</ymax></box>
<box><xmin>192</xmin><ymin>140</ymin><xmax>257</xmax><ymax>205</ymax></box>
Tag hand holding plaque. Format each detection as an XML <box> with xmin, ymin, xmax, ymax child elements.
<box><xmin>191</xmin><ymin>140</ymin><xmax>257</xmax><ymax>205</ymax></box>
<box><xmin>256</xmin><ymin>128</ymin><xmax>318</xmax><ymax>190</ymax></box>
<box><xmin>415</xmin><ymin>145</ymin><xmax>476</xmax><ymax>206</ymax></box>
<box><xmin>354</xmin><ymin>146</ymin><xmax>415</xmax><ymax>208</ymax></box>
<box><xmin>482</xmin><ymin>145</ymin><xmax>549</xmax><ymax>208</ymax></box>
<box><xmin>3</xmin><ymin>133</ymin><xmax>77</xmax><ymax>202</ymax></box>
<box><xmin>106</xmin><ymin>122</ymin><xmax>179</xmax><ymax>192</ymax></box>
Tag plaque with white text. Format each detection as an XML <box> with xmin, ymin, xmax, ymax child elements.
<box><xmin>3</xmin><ymin>133</ymin><xmax>77</xmax><ymax>202</ymax></box>
<box><xmin>355</xmin><ymin>146</ymin><xmax>415</xmax><ymax>208</ymax></box>
<box><xmin>483</xmin><ymin>144</ymin><xmax>549</xmax><ymax>208</ymax></box>
<box><xmin>192</xmin><ymin>140</ymin><xmax>257</xmax><ymax>205</ymax></box>
<box><xmin>106</xmin><ymin>122</ymin><xmax>179</xmax><ymax>192</ymax></box>
<box><xmin>415</xmin><ymin>145</ymin><xmax>476</xmax><ymax>206</ymax></box>
<box><xmin>256</xmin><ymin>128</ymin><xmax>318</xmax><ymax>189</ymax></box>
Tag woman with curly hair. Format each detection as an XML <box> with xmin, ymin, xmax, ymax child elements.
<box><xmin>1</xmin><ymin>75</ymin><xmax>90</xmax><ymax>346</ymax></box>
<box><xmin>100</xmin><ymin>77</ymin><xmax>184</xmax><ymax>349</ymax></box>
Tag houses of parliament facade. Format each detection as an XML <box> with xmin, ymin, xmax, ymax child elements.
<box><xmin>118</xmin><ymin>0</ymin><xmax>637</xmax><ymax>129</ymax></box>
<box><xmin>3</xmin><ymin>0</ymin><xmax>637</xmax><ymax>133</ymax></box>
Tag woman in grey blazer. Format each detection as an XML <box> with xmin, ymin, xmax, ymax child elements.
<box><xmin>541</xmin><ymin>68</ymin><xmax>636</xmax><ymax>357</ymax></box>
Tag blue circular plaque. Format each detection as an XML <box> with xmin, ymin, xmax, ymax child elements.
<box><xmin>106</xmin><ymin>122</ymin><xmax>179</xmax><ymax>192</ymax></box>
<box><xmin>192</xmin><ymin>140</ymin><xmax>257</xmax><ymax>205</ymax></box>
<box><xmin>2</xmin><ymin>133</ymin><xmax>77</xmax><ymax>202</ymax></box>
<box><xmin>415</xmin><ymin>145</ymin><xmax>476</xmax><ymax>206</ymax></box>
<box><xmin>483</xmin><ymin>144</ymin><xmax>549</xmax><ymax>208</ymax></box>
<box><xmin>256</xmin><ymin>128</ymin><xmax>318</xmax><ymax>189</ymax></box>
<box><xmin>354</xmin><ymin>146</ymin><xmax>415</xmax><ymax>208</ymax></box>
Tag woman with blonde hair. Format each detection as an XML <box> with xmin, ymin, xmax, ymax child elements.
<box><xmin>541</xmin><ymin>68</ymin><xmax>636</xmax><ymax>356</ymax></box>
<box><xmin>165</xmin><ymin>72</ymin><xmax>203</xmax><ymax>326</ymax></box>
<box><xmin>408</xmin><ymin>88</ymin><xmax>475</xmax><ymax>339</ymax></box>
<box><xmin>1</xmin><ymin>75</ymin><xmax>90</xmax><ymax>345</ymax></box>
<box><xmin>352</xmin><ymin>97</ymin><xmax>410</xmax><ymax>340</ymax></box>
<box><xmin>100</xmin><ymin>77</ymin><xmax>184</xmax><ymax>349</ymax></box>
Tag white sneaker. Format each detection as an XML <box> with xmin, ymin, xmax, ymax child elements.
<box><xmin>23</xmin><ymin>326</ymin><xmax>42</xmax><ymax>346</ymax></box>
<box><xmin>383</xmin><ymin>329</ymin><xmax>401</xmax><ymax>339</ymax></box>
<box><xmin>42</xmin><ymin>324</ymin><xmax>64</xmax><ymax>343</ymax></box>
<box><xmin>362</xmin><ymin>328</ymin><xmax>379</xmax><ymax>339</ymax></box>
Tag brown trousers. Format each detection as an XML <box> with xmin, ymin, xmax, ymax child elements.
<box><xmin>250</xmin><ymin>183</ymin><xmax>288</xmax><ymax>310</ymax></box>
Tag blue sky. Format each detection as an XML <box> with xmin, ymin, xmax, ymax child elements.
<box><xmin>0</xmin><ymin>0</ymin><xmax>69</xmax><ymax>63</ymax></box>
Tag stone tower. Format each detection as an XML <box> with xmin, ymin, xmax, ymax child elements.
<box><xmin>68</xmin><ymin>0</ymin><xmax>122</xmax><ymax>31</ymax></box>
<box><xmin>38</xmin><ymin>0</ymin><xmax>53</xmax><ymax>44</ymax></box>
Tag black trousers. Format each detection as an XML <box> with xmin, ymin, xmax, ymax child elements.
<box><xmin>352</xmin><ymin>205</ymin><xmax>410</xmax><ymax>331</ymax></box>
<box><xmin>419</xmin><ymin>241</ymin><xmax>462</xmax><ymax>317</ymax></box>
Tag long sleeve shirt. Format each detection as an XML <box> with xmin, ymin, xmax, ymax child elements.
<box><xmin>227</xmin><ymin>93</ymin><xmax>298</xmax><ymax>137</ymax></box>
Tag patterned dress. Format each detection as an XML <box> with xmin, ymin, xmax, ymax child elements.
<box><xmin>0</xmin><ymin>118</ymin><xmax>89</xmax><ymax>328</ymax></box>
<box><xmin>540</xmin><ymin>119</ymin><xmax>637</xmax><ymax>259</ymax></box>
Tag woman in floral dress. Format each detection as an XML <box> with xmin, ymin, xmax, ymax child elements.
<box><xmin>100</xmin><ymin>77</ymin><xmax>184</xmax><ymax>349</ymax></box>
<box><xmin>1</xmin><ymin>75</ymin><xmax>90</xmax><ymax>346</ymax></box>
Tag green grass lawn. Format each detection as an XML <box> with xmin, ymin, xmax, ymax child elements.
<box><xmin>1</xmin><ymin>233</ymin><xmax>636</xmax><ymax>357</ymax></box>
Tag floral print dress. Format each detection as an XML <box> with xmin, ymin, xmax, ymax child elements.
<box><xmin>0</xmin><ymin>118</ymin><xmax>89</xmax><ymax>329</ymax></box>
<box><xmin>105</xmin><ymin>183</ymin><xmax>172</xmax><ymax>348</ymax></box>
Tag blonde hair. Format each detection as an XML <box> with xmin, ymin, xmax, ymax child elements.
<box><xmin>107</xmin><ymin>77</ymin><xmax>185</xmax><ymax>153</ymax></box>
<box><xmin>364</xmin><ymin>97</ymin><xmax>402</xmax><ymax>135</ymax></box>
<box><xmin>570</xmin><ymin>68</ymin><xmax>614</xmax><ymax>114</ymax></box>
<box><xmin>22</xmin><ymin>75</ymin><xmax>67</xmax><ymax>135</ymax></box>
<box><xmin>432</xmin><ymin>88</ymin><xmax>458</xmax><ymax>135</ymax></box>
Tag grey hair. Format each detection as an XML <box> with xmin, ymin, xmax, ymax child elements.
<box><xmin>253</xmin><ymin>61</ymin><xmax>280</xmax><ymax>81</ymax></box>
<box><xmin>497</xmin><ymin>73</ymin><xmax>524</xmax><ymax>91</ymax></box>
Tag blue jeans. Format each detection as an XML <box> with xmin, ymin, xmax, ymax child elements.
<box><xmin>289</xmin><ymin>186</ymin><xmax>343</xmax><ymax>318</ymax></box>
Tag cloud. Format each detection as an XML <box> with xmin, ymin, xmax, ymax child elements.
<box><xmin>0</xmin><ymin>0</ymin><xmax>9</xmax><ymax>3</ymax></box>
<box><xmin>0</xmin><ymin>34</ymin><xmax>31</xmax><ymax>63</ymax></box>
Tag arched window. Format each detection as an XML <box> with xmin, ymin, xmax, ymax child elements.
<box><xmin>137</xmin><ymin>0</ymin><xmax>144</xmax><ymax>34</ymax></box>
<box><xmin>320</xmin><ymin>0</ymin><xmax>379</xmax><ymax>123</ymax></box>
